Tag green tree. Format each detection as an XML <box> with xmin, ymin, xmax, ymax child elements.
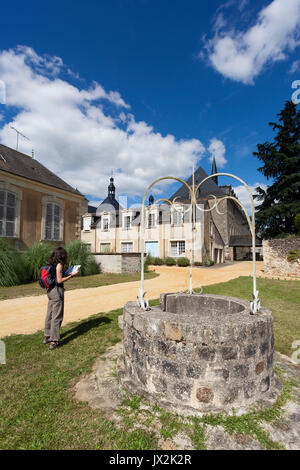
<box><xmin>295</xmin><ymin>213</ymin><xmax>300</xmax><ymax>235</ymax></box>
<box><xmin>254</xmin><ymin>101</ymin><xmax>300</xmax><ymax>238</ymax></box>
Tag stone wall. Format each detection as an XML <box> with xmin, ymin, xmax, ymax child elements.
<box><xmin>94</xmin><ymin>252</ymin><xmax>141</xmax><ymax>274</ymax></box>
<box><xmin>263</xmin><ymin>238</ymin><xmax>300</xmax><ymax>278</ymax></box>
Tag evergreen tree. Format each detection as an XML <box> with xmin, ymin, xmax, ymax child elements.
<box><xmin>254</xmin><ymin>100</ymin><xmax>300</xmax><ymax>238</ymax></box>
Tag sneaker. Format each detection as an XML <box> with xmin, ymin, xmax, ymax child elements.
<box><xmin>49</xmin><ymin>341</ymin><xmax>59</xmax><ymax>351</ymax></box>
<box><xmin>43</xmin><ymin>336</ymin><xmax>50</xmax><ymax>344</ymax></box>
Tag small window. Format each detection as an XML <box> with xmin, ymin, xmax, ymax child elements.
<box><xmin>173</xmin><ymin>209</ymin><xmax>183</xmax><ymax>226</ymax></box>
<box><xmin>0</xmin><ymin>190</ymin><xmax>16</xmax><ymax>237</ymax></box>
<box><xmin>124</xmin><ymin>215</ymin><xmax>131</xmax><ymax>229</ymax></box>
<box><xmin>83</xmin><ymin>216</ymin><xmax>91</xmax><ymax>231</ymax></box>
<box><xmin>102</xmin><ymin>217</ymin><xmax>109</xmax><ymax>231</ymax></box>
<box><xmin>100</xmin><ymin>243</ymin><xmax>111</xmax><ymax>253</ymax></box>
<box><xmin>170</xmin><ymin>241</ymin><xmax>185</xmax><ymax>257</ymax></box>
<box><xmin>148</xmin><ymin>213</ymin><xmax>156</xmax><ymax>228</ymax></box>
<box><xmin>121</xmin><ymin>242</ymin><xmax>133</xmax><ymax>253</ymax></box>
<box><xmin>45</xmin><ymin>203</ymin><xmax>62</xmax><ymax>241</ymax></box>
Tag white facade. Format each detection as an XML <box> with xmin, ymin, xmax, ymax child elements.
<box><xmin>81</xmin><ymin>201</ymin><xmax>224</xmax><ymax>263</ymax></box>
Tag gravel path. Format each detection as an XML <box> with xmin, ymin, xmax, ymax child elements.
<box><xmin>0</xmin><ymin>261</ymin><xmax>263</xmax><ymax>338</ymax></box>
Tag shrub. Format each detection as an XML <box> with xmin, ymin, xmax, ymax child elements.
<box><xmin>193</xmin><ymin>261</ymin><xmax>203</xmax><ymax>266</ymax></box>
<box><xmin>152</xmin><ymin>257</ymin><xmax>164</xmax><ymax>266</ymax></box>
<box><xmin>287</xmin><ymin>250</ymin><xmax>299</xmax><ymax>262</ymax></box>
<box><xmin>144</xmin><ymin>253</ymin><xmax>151</xmax><ymax>273</ymax></box>
<box><xmin>23</xmin><ymin>242</ymin><xmax>53</xmax><ymax>282</ymax></box>
<box><xmin>164</xmin><ymin>257</ymin><xmax>176</xmax><ymax>266</ymax></box>
<box><xmin>0</xmin><ymin>239</ymin><xmax>28</xmax><ymax>286</ymax></box>
<box><xmin>145</xmin><ymin>255</ymin><xmax>155</xmax><ymax>265</ymax></box>
<box><xmin>176</xmin><ymin>257</ymin><xmax>190</xmax><ymax>267</ymax></box>
<box><xmin>65</xmin><ymin>240</ymin><xmax>98</xmax><ymax>276</ymax></box>
<box><xmin>203</xmin><ymin>258</ymin><xmax>215</xmax><ymax>267</ymax></box>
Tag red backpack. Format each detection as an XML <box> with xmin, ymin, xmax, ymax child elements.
<box><xmin>38</xmin><ymin>265</ymin><xmax>56</xmax><ymax>289</ymax></box>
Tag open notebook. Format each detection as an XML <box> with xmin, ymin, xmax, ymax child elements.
<box><xmin>65</xmin><ymin>265</ymin><xmax>81</xmax><ymax>276</ymax></box>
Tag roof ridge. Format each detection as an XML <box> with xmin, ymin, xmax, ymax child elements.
<box><xmin>0</xmin><ymin>143</ymin><xmax>84</xmax><ymax>197</ymax></box>
<box><xmin>169</xmin><ymin>164</ymin><xmax>225</xmax><ymax>201</ymax></box>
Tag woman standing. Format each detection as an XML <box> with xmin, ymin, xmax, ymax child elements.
<box><xmin>43</xmin><ymin>247</ymin><xmax>78</xmax><ymax>350</ymax></box>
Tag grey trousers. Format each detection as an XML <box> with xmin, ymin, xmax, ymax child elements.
<box><xmin>44</xmin><ymin>286</ymin><xmax>64</xmax><ymax>342</ymax></box>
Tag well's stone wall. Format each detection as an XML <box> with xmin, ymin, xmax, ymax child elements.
<box><xmin>118</xmin><ymin>293</ymin><xmax>282</xmax><ymax>415</ymax></box>
<box><xmin>263</xmin><ymin>238</ymin><xmax>300</xmax><ymax>278</ymax></box>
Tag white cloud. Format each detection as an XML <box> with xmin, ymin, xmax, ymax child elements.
<box><xmin>204</xmin><ymin>0</ymin><xmax>300</xmax><ymax>84</ymax></box>
<box><xmin>0</xmin><ymin>46</ymin><xmax>208</xmax><ymax>199</ymax></box>
<box><xmin>208</xmin><ymin>138</ymin><xmax>227</xmax><ymax>168</ymax></box>
<box><xmin>289</xmin><ymin>59</ymin><xmax>300</xmax><ymax>73</ymax></box>
<box><xmin>234</xmin><ymin>182</ymin><xmax>268</xmax><ymax>214</ymax></box>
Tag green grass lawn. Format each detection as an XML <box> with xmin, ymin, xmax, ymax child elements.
<box><xmin>0</xmin><ymin>271</ymin><xmax>158</xmax><ymax>301</ymax></box>
<box><xmin>0</xmin><ymin>276</ymin><xmax>299</xmax><ymax>450</ymax></box>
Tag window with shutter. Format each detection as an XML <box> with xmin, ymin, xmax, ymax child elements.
<box><xmin>53</xmin><ymin>204</ymin><xmax>60</xmax><ymax>240</ymax></box>
<box><xmin>45</xmin><ymin>203</ymin><xmax>62</xmax><ymax>241</ymax></box>
<box><xmin>0</xmin><ymin>190</ymin><xmax>16</xmax><ymax>237</ymax></box>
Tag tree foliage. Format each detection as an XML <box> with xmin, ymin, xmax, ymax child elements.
<box><xmin>254</xmin><ymin>101</ymin><xmax>300</xmax><ymax>238</ymax></box>
<box><xmin>295</xmin><ymin>213</ymin><xmax>300</xmax><ymax>235</ymax></box>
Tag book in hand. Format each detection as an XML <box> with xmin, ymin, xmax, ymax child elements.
<box><xmin>65</xmin><ymin>265</ymin><xmax>81</xmax><ymax>276</ymax></box>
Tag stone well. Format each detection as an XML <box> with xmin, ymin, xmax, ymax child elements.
<box><xmin>117</xmin><ymin>293</ymin><xmax>282</xmax><ymax>415</ymax></box>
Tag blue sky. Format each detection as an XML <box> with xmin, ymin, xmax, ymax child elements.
<box><xmin>0</xmin><ymin>0</ymin><xmax>299</xmax><ymax>211</ymax></box>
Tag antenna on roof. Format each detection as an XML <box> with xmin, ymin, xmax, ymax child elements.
<box><xmin>10</xmin><ymin>126</ymin><xmax>30</xmax><ymax>151</ymax></box>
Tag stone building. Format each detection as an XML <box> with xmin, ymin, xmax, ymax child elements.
<box><xmin>0</xmin><ymin>143</ymin><xmax>87</xmax><ymax>248</ymax></box>
<box><xmin>81</xmin><ymin>159</ymin><xmax>253</xmax><ymax>263</ymax></box>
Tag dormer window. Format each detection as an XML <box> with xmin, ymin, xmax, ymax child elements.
<box><xmin>83</xmin><ymin>216</ymin><xmax>92</xmax><ymax>232</ymax></box>
<box><xmin>124</xmin><ymin>214</ymin><xmax>131</xmax><ymax>230</ymax></box>
<box><xmin>102</xmin><ymin>216</ymin><xmax>109</xmax><ymax>231</ymax></box>
<box><xmin>148</xmin><ymin>212</ymin><xmax>156</xmax><ymax>228</ymax></box>
<box><xmin>173</xmin><ymin>208</ymin><xmax>183</xmax><ymax>226</ymax></box>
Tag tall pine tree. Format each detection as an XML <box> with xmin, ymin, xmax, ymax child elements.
<box><xmin>254</xmin><ymin>100</ymin><xmax>300</xmax><ymax>238</ymax></box>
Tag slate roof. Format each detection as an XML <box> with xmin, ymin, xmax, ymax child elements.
<box><xmin>229</xmin><ymin>235</ymin><xmax>262</xmax><ymax>247</ymax></box>
<box><xmin>98</xmin><ymin>196</ymin><xmax>120</xmax><ymax>211</ymax></box>
<box><xmin>0</xmin><ymin>143</ymin><xmax>84</xmax><ymax>197</ymax></box>
<box><xmin>169</xmin><ymin>165</ymin><xmax>226</xmax><ymax>202</ymax></box>
<box><xmin>87</xmin><ymin>205</ymin><xmax>97</xmax><ymax>214</ymax></box>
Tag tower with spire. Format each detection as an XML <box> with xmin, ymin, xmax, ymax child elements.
<box><xmin>108</xmin><ymin>176</ymin><xmax>116</xmax><ymax>200</ymax></box>
<box><xmin>96</xmin><ymin>174</ymin><xmax>120</xmax><ymax>212</ymax></box>
<box><xmin>211</xmin><ymin>154</ymin><xmax>218</xmax><ymax>186</ymax></box>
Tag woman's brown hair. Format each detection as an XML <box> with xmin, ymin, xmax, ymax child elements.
<box><xmin>49</xmin><ymin>247</ymin><xmax>68</xmax><ymax>267</ymax></box>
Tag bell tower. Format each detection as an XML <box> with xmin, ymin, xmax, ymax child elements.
<box><xmin>108</xmin><ymin>176</ymin><xmax>116</xmax><ymax>200</ymax></box>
